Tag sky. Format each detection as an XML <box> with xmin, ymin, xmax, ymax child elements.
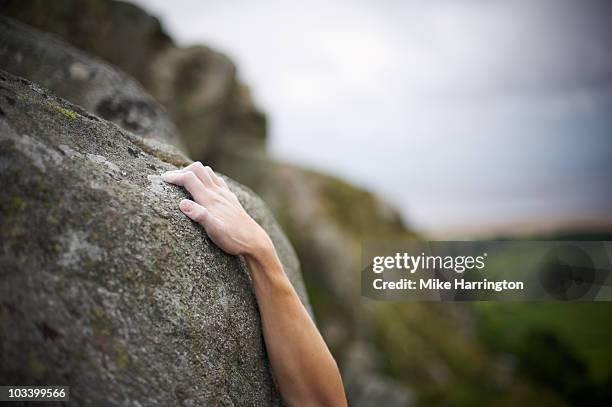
<box><xmin>132</xmin><ymin>0</ymin><xmax>612</xmax><ymax>237</ymax></box>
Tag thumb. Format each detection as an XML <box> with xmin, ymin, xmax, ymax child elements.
<box><xmin>179</xmin><ymin>199</ymin><xmax>209</xmax><ymax>225</ymax></box>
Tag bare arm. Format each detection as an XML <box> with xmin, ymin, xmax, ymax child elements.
<box><xmin>162</xmin><ymin>162</ymin><xmax>347</xmax><ymax>407</ymax></box>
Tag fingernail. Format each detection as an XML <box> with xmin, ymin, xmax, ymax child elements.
<box><xmin>179</xmin><ymin>200</ymin><xmax>193</xmax><ymax>213</ymax></box>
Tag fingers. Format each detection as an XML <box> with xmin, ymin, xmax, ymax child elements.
<box><xmin>182</xmin><ymin>161</ymin><xmax>216</xmax><ymax>187</ymax></box>
<box><xmin>217</xmin><ymin>175</ymin><xmax>229</xmax><ymax>190</ymax></box>
<box><xmin>161</xmin><ymin>170</ymin><xmax>207</xmax><ymax>203</ymax></box>
<box><xmin>161</xmin><ymin>163</ymin><xmax>231</xmax><ymax>208</ymax></box>
<box><xmin>181</xmin><ymin>161</ymin><xmax>226</xmax><ymax>189</ymax></box>
<box><xmin>204</xmin><ymin>165</ymin><xmax>224</xmax><ymax>188</ymax></box>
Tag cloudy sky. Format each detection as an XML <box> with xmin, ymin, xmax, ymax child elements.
<box><xmin>133</xmin><ymin>0</ymin><xmax>612</xmax><ymax>236</ymax></box>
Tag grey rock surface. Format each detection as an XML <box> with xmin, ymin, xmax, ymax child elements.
<box><xmin>0</xmin><ymin>0</ymin><xmax>175</xmax><ymax>92</ymax></box>
<box><xmin>0</xmin><ymin>16</ymin><xmax>184</xmax><ymax>149</ymax></box>
<box><xmin>0</xmin><ymin>71</ymin><xmax>309</xmax><ymax>405</ymax></box>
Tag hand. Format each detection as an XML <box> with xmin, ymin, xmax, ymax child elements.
<box><xmin>161</xmin><ymin>162</ymin><xmax>271</xmax><ymax>256</ymax></box>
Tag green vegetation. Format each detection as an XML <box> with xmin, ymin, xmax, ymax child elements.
<box><xmin>365</xmin><ymin>300</ymin><xmax>612</xmax><ymax>405</ymax></box>
<box><xmin>476</xmin><ymin>302</ymin><xmax>612</xmax><ymax>380</ymax></box>
<box><xmin>361</xmin><ymin>230</ymin><xmax>612</xmax><ymax>406</ymax></box>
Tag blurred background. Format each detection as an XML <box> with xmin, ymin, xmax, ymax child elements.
<box><xmin>2</xmin><ymin>0</ymin><xmax>612</xmax><ymax>405</ymax></box>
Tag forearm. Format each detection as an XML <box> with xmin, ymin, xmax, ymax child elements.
<box><xmin>244</xmin><ymin>239</ymin><xmax>347</xmax><ymax>407</ymax></box>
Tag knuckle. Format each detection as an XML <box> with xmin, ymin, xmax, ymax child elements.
<box><xmin>173</xmin><ymin>172</ymin><xmax>187</xmax><ymax>183</ymax></box>
<box><xmin>185</xmin><ymin>172</ymin><xmax>199</xmax><ymax>184</ymax></box>
<box><xmin>194</xmin><ymin>161</ymin><xmax>205</xmax><ymax>170</ymax></box>
<box><xmin>210</xmin><ymin>192</ymin><xmax>222</xmax><ymax>203</ymax></box>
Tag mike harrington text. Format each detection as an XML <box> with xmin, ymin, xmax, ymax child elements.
<box><xmin>373</xmin><ymin>278</ymin><xmax>524</xmax><ymax>292</ymax></box>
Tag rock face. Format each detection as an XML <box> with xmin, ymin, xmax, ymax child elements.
<box><xmin>0</xmin><ymin>70</ymin><xmax>309</xmax><ymax>405</ymax></box>
<box><xmin>0</xmin><ymin>16</ymin><xmax>184</xmax><ymax>149</ymax></box>
<box><xmin>0</xmin><ymin>0</ymin><xmax>174</xmax><ymax>86</ymax></box>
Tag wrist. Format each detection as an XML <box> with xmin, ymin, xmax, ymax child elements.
<box><xmin>242</xmin><ymin>225</ymin><xmax>295</xmax><ymax>303</ymax></box>
<box><xmin>243</xmin><ymin>222</ymin><xmax>275</xmax><ymax>261</ymax></box>
<box><xmin>244</xmin><ymin>240</ymin><xmax>292</xmax><ymax>297</ymax></box>
<box><xmin>243</xmin><ymin>226</ymin><xmax>285</xmax><ymax>275</ymax></box>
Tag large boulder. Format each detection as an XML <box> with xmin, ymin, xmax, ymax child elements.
<box><xmin>0</xmin><ymin>70</ymin><xmax>309</xmax><ymax>405</ymax></box>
